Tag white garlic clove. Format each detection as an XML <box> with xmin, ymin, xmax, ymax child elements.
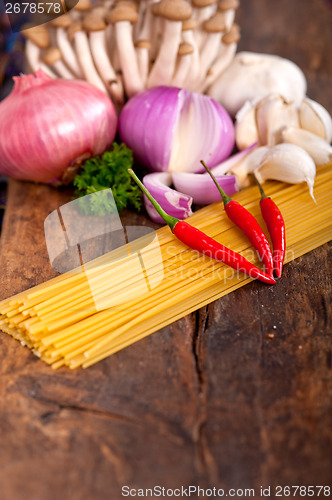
<box><xmin>255</xmin><ymin>143</ymin><xmax>316</xmax><ymax>200</ymax></box>
<box><xmin>255</xmin><ymin>93</ymin><xmax>299</xmax><ymax>146</ymax></box>
<box><xmin>235</xmin><ymin>100</ymin><xmax>259</xmax><ymax>151</ymax></box>
<box><xmin>282</xmin><ymin>127</ymin><xmax>332</xmax><ymax>166</ymax></box>
<box><xmin>299</xmin><ymin>97</ymin><xmax>332</xmax><ymax>144</ymax></box>
<box><xmin>230</xmin><ymin>145</ymin><xmax>270</xmax><ymax>187</ymax></box>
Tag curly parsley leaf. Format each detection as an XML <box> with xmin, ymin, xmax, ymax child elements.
<box><xmin>73</xmin><ymin>143</ymin><xmax>142</xmax><ymax>216</ymax></box>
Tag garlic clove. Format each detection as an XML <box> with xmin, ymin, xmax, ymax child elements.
<box><xmin>229</xmin><ymin>145</ymin><xmax>270</xmax><ymax>187</ymax></box>
<box><xmin>281</xmin><ymin>127</ymin><xmax>332</xmax><ymax>167</ymax></box>
<box><xmin>235</xmin><ymin>100</ymin><xmax>259</xmax><ymax>150</ymax></box>
<box><xmin>255</xmin><ymin>93</ymin><xmax>299</xmax><ymax>146</ymax></box>
<box><xmin>299</xmin><ymin>97</ymin><xmax>332</xmax><ymax>144</ymax></box>
<box><xmin>255</xmin><ymin>143</ymin><xmax>316</xmax><ymax>200</ymax></box>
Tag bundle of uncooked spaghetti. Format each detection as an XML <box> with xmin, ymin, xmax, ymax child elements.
<box><xmin>0</xmin><ymin>162</ymin><xmax>331</xmax><ymax>369</ymax></box>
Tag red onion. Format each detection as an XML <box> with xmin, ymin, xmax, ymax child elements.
<box><xmin>0</xmin><ymin>70</ymin><xmax>117</xmax><ymax>184</ymax></box>
<box><xmin>118</xmin><ymin>86</ymin><xmax>234</xmax><ymax>173</ymax></box>
<box><xmin>143</xmin><ymin>172</ymin><xmax>193</xmax><ymax>224</ymax></box>
<box><xmin>172</xmin><ymin>172</ymin><xmax>238</xmax><ymax>205</ymax></box>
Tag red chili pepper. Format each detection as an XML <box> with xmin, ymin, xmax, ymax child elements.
<box><xmin>128</xmin><ymin>169</ymin><xmax>276</xmax><ymax>285</ymax></box>
<box><xmin>201</xmin><ymin>161</ymin><xmax>274</xmax><ymax>277</ymax></box>
<box><xmin>252</xmin><ymin>174</ymin><xmax>286</xmax><ymax>278</ymax></box>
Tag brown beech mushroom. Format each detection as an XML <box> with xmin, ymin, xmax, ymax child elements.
<box><xmin>135</xmin><ymin>39</ymin><xmax>151</xmax><ymax>86</ymax></box>
<box><xmin>108</xmin><ymin>4</ymin><xmax>144</xmax><ymax>97</ymax></box>
<box><xmin>70</xmin><ymin>0</ymin><xmax>93</xmax><ymax>20</ymax></box>
<box><xmin>191</xmin><ymin>0</ymin><xmax>217</xmax><ymax>49</ymax></box>
<box><xmin>171</xmin><ymin>42</ymin><xmax>194</xmax><ymax>87</ymax></box>
<box><xmin>21</xmin><ymin>25</ymin><xmax>57</xmax><ymax>77</ymax></box>
<box><xmin>51</xmin><ymin>14</ymin><xmax>84</xmax><ymax>78</ymax></box>
<box><xmin>201</xmin><ymin>22</ymin><xmax>240</xmax><ymax>90</ymax></box>
<box><xmin>68</xmin><ymin>22</ymin><xmax>108</xmax><ymax>93</ymax></box>
<box><xmin>147</xmin><ymin>0</ymin><xmax>193</xmax><ymax>88</ymax></box>
<box><xmin>83</xmin><ymin>12</ymin><xmax>124</xmax><ymax>104</ymax></box>
<box><xmin>199</xmin><ymin>12</ymin><xmax>226</xmax><ymax>76</ymax></box>
<box><xmin>43</xmin><ymin>47</ymin><xmax>75</xmax><ymax>79</ymax></box>
<box><xmin>181</xmin><ymin>17</ymin><xmax>200</xmax><ymax>88</ymax></box>
<box><xmin>217</xmin><ymin>0</ymin><xmax>240</xmax><ymax>30</ymax></box>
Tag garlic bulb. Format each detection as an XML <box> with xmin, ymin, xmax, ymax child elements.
<box><xmin>207</xmin><ymin>52</ymin><xmax>307</xmax><ymax>116</ymax></box>
<box><xmin>281</xmin><ymin>127</ymin><xmax>332</xmax><ymax>167</ymax></box>
<box><xmin>255</xmin><ymin>143</ymin><xmax>316</xmax><ymax>200</ymax></box>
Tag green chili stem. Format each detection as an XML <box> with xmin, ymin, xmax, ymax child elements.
<box><xmin>200</xmin><ymin>160</ymin><xmax>232</xmax><ymax>206</ymax></box>
<box><xmin>249</xmin><ymin>173</ymin><xmax>267</xmax><ymax>200</ymax></box>
<box><xmin>128</xmin><ymin>169</ymin><xmax>179</xmax><ymax>231</ymax></box>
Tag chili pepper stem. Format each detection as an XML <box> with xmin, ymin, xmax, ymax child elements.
<box><xmin>200</xmin><ymin>160</ymin><xmax>232</xmax><ymax>206</ymax></box>
<box><xmin>249</xmin><ymin>173</ymin><xmax>267</xmax><ymax>200</ymax></box>
<box><xmin>128</xmin><ymin>169</ymin><xmax>179</xmax><ymax>231</ymax></box>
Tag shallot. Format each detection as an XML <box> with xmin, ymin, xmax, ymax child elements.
<box><xmin>0</xmin><ymin>69</ymin><xmax>118</xmax><ymax>184</ymax></box>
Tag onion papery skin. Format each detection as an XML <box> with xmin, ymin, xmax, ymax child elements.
<box><xmin>118</xmin><ymin>86</ymin><xmax>235</xmax><ymax>173</ymax></box>
<box><xmin>0</xmin><ymin>70</ymin><xmax>118</xmax><ymax>184</ymax></box>
<box><xmin>172</xmin><ymin>172</ymin><xmax>238</xmax><ymax>205</ymax></box>
<box><xmin>143</xmin><ymin>172</ymin><xmax>193</xmax><ymax>224</ymax></box>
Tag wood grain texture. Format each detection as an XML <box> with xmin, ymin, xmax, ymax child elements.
<box><xmin>0</xmin><ymin>1</ymin><xmax>331</xmax><ymax>499</ymax></box>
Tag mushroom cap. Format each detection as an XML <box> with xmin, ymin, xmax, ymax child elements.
<box><xmin>203</xmin><ymin>12</ymin><xmax>227</xmax><ymax>32</ymax></box>
<box><xmin>222</xmin><ymin>23</ymin><xmax>240</xmax><ymax>44</ymax></box>
<box><xmin>73</xmin><ymin>0</ymin><xmax>92</xmax><ymax>11</ymax></box>
<box><xmin>178</xmin><ymin>42</ymin><xmax>194</xmax><ymax>56</ymax></box>
<box><xmin>21</xmin><ymin>24</ymin><xmax>50</xmax><ymax>49</ymax></box>
<box><xmin>108</xmin><ymin>5</ymin><xmax>139</xmax><ymax>24</ymax></box>
<box><xmin>114</xmin><ymin>0</ymin><xmax>138</xmax><ymax>11</ymax></box>
<box><xmin>51</xmin><ymin>14</ymin><xmax>72</xmax><ymax>28</ymax></box>
<box><xmin>218</xmin><ymin>0</ymin><xmax>240</xmax><ymax>11</ymax></box>
<box><xmin>83</xmin><ymin>12</ymin><xmax>107</xmax><ymax>31</ymax></box>
<box><xmin>91</xmin><ymin>6</ymin><xmax>108</xmax><ymax>18</ymax></box>
<box><xmin>154</xmin><ymin>0</ymin><xmax>193</xmax><ymax>21</ymax></box>
<box><xmin>192</xmin><ymin>0</ymin><xmax>217</xmax><ymax>7</ymax></box>
<box><xmin>43</xmin><ymin>47</ymin><xmax>62</xmax><ymax>65</ymax></box>
<box><xmin>135</xmin><ymin>39</ymin><xmax>151</xmax><ymax>49</ymax></box>
<box><xmin>182</xmin><ymin>17</ymin><xmax>198</xmax><ymax>31</ymax></box>
<box><xmin>67</xmin><ymin>22</ymin><xmax>83</xmax><ymax>40</ymax></box>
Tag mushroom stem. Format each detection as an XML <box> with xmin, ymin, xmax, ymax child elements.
<box><xmin>192</xmin><ymin>0</ymin><xmax>217</xmax><ymax>50</ymax></box>
<box><xmin>199</xmin><ymin>25</ymin><xmax>240</xmax><ymax>92</ymax></box>
<box><xmin>114</xmin><ymin>20</ymin><xmax>144</xmax><ymax>96</ymax></box>
<box><xmin>43</xmin><ymin>47</ymin><xmax>75</xmax><ymax>79</ymax></box>
<box><xmin>89</xmin><ymin>29</ymin><xmax>124</xmax><ymax>104</ymax></box>
<box><xmin>171</xmin><ymin>42</ymin><xmax>194</xmax><ymax>87</ymax></box>
<box><xmin>147</xmin><ymin>20</ymin><xmax>183</xmax><ymax>87</ymax></box>
<box><xmin>56</xmin><ymin>27</ymin><xmax>84</xmax><ymax>78</ymax></box>
<box><xmin>70</xmin><ymin>24</ymin><xmax>108</xmax><ymax>93</ymax></box>
<box><xmin>135</xmin><ymin>40</ymin><xmax>151</xmax><ymax>85</ymax></box>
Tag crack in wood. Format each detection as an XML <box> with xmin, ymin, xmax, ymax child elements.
<box><xmin>192</xmin><ymin>305</ymin><xmax>218</xmax><ymax>484</ymax></box>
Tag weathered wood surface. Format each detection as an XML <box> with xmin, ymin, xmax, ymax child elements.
<box><xmin>0</xmin><ymin>1</ymin><xmax>331</xmax><ymax>499</ymax></box>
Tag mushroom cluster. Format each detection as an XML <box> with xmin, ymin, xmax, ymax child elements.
<box><xmin>22</xmin><ymin>0</ymin><xmax>241</xmax><ymax>107</ymax></box>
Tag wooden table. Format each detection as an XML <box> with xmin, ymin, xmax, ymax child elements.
<box><xmin>0</xmin><ymin>1</ymin><xmax>331</xmax><ymax>499</ymax></box>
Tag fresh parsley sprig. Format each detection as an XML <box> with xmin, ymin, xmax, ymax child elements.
<box><xmin>73</xmin><ymin>143</ymin><xmax>142</xmax><ymax>216</ymax></box>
